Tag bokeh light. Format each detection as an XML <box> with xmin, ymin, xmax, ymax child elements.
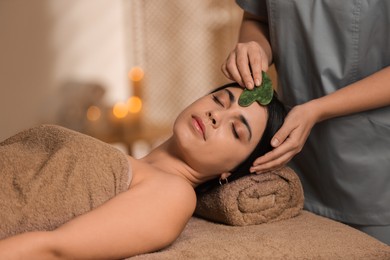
<box><xmin>113</xmin><ymin>102</ymin><xmax>128</xmax><ymax>118</ymax></box>
<box><xmin>127</xmin><ymin>96</ymin><xmax>142</xmax><ymax>114</ymax></box>
<box><xmin>86</xmin><ymin>106</ymin><xmax>101</xmax><ymax>121</ymax></box>
<box><xmin>128</xmin><ymin>66</ymin><xmax>144</xmax><ymax>82</ymax></box>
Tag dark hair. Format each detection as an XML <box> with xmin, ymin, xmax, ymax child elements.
<box><xmin>195</xmin><ymin>82</ymin><xmax>287</xmax><ymax>193</ymax></box>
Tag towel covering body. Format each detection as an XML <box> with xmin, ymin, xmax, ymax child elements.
<box><xmin>0</xmin><ymin>125</ymin><xmax>131</xmax><ymax>239</ymax></box>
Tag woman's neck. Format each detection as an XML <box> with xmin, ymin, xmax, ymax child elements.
<box><xmin>138</xmin><ymin>137</ymin><xmax>204</xmax><ymax>188</ymax></box>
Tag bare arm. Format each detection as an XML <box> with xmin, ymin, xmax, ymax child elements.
<box><xmin>307</xmin><ymin>66</ymin><xmax>390</xmax><ymax>122</ymax></box>
<box><xmin>222</xmin><ymin>11</ymin><xmax>272</xmax><ymax>89</ymax></box>
<box><xmin>0</xmin><ymin>176</ymin><xmax>196</xmax><ymax>259</ymax></box>
<box><xmin>252</xmin><ymin>66</ymin><xmax>390</xmax><ymax>173</ymax></box>
<box><xmin>238</xmin><ymin>12</ymin><xmax>272</xmax><ymax>64</ymax></box>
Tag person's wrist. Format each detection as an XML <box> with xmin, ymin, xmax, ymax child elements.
<box><xmin>303</xmin><ymin>99</ymin><xmax>324</xmax><ymax>124</ymax></box>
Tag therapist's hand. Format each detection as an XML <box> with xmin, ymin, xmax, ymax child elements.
<box><xmin>221</xmin><ymin>41</ymin><xmax>269</xmax><ymax>90</ymax></box>
<box><xmin>250</xmin><ymin>104</ymin><xmax>318</xmax><ymax>173</ymax></box>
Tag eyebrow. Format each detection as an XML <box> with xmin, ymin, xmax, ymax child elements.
<box><xmin>225</xmin><ymin>89</ymin><xmax>253</xmax><ymax>141</ymax></box>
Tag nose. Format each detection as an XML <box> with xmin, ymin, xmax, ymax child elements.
<box><xmin>207</xmin><ymin>111</ymin><xmax>219</xmax><ymax>128</ymax></box>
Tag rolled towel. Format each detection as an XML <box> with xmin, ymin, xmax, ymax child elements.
<box><xmin>0</xmin><ymin>125</ymin><xmax>131</xmax><ymax>239</ymax></box>
<box><xmin>195</xmin><ymin>167</ymin><xmax>304</xmax><ymax>226</ymax></box>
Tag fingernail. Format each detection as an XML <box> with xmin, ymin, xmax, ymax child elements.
<box><xmin>255</xmin><ymin>79</ymin><xmax>261</xmax><ymax>86</ymax></box>
<box><xmin>271</xmin><ymin>138</ymin><xmax>279</xmax><ymax>147</ymax></box>
<box><xmin>246</xmin><ymin>81</ymin><xmax>253</xmax><ymax>89</ymax></box>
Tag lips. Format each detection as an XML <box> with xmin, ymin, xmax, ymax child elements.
<box><xmin>192</xmin><ymin>115</ymin><xmax>206</xmax><ymax>140</ymax></box>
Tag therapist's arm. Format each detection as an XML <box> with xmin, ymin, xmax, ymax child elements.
<box><xmin>221</xmin><ymin>11</ymin><xmax>272</xmax><ymax>89</ymax></box>
<box><xmin>251</xmin><ymin>66</ymin><xmax>390</xmax><ymax>173</ymax></box>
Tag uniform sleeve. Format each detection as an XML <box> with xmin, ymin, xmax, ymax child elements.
<box><xmin>236</xmin><ymin>0</ymin><xmax>268</xmax><ymax>17</ymax></box>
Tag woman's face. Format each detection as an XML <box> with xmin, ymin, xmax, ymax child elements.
<box><xmin>173</xmin><ymin>87</ymin><xmax>267</xmax><ymax>179</ymax></box>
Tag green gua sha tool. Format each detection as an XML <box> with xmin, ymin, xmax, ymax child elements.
<box><xmin>238</xmin><ymin>71</ymin><xmax>273</xmax><ymax>107</ymax></box>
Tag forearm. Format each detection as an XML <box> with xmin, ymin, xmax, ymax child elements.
<box><xmin>307</xmin><ymin>66</ymin><xmax>390</xmax><ymax>122</ymax></box>
<box><xmin>0</xmin><ymin>231</ymin><xmax>58</xmax><ymax>260</ymax></box>
<box><xmin>238</xmin><ymin>12</ymin><xmax>273</xmax><ymax>65</ymax></box>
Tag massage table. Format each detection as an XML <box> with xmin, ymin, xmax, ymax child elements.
<box><xmin>1</xmin><ymin>125</ymin><xmax>389</xmax><ymax>259</ymax></box>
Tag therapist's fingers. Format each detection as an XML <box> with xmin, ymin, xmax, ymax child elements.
<box><xmin>247</xmin><ymin>44</ymin><xmax>268</xmax><ymax>87</ymax></box>
<box><xmin>252</xmin><ymin>104</ymin><xmax>319</xmax><ymax>173</ymax></box>
<box><xmin>222</xmin><ymin>51</ymin><xmax>244</xmax><ymax>87</ymax></box>
<box><xmin>250</xmin><ymin>115</ymin><xmax>300</xmax><ymax>172</ymax></box>
<box><xmin>250</xmin><ymin>142</ymin><xmax>296</xmax><ymax>173</ymax></box>
<box><xmin>221</xmin><ymin>61</ymin><xmax>234</xmax><ymax>81</ymax></box>
<box><xmin>222</xmin><ymin>41</ymin><xmax>270</xmax><ymax>89</ymax></box>
<box><xmin>248</xmin><ymin>55</ymin><xmax>262</xmax><ymax>87</ymax></box>
<box><xmin>236</xmin><ymin>43</ymin><xmax>254</xmax><ymax>89</ymax></box>
<box><xmin>251</xmin><ymin>131</ymin><xmax>301</xmax><ymax>173</ymax></box>
<box><xmin>269</xmin><ymin>122</ymin><xmax>294</xmax><ymax>148</ymax></box>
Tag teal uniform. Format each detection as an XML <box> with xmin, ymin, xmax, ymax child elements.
<box><xmin>236</xmin><ymin>0</ymin><xmax>390</xmax><ymax>244</ymax></box>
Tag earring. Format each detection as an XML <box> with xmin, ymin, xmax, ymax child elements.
<box><xmin>219</xmin><ymin>177</ymin><xmax>229</xmax><ymax>186</ymax></box>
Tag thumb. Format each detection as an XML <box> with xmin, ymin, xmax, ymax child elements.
<box><xmin>270</xmin><ymin>126</ymin><xmax>290</xmax><ymax>148</ymax></box>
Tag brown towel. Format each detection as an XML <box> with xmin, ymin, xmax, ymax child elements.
<box><xmin>0</xmin><ymin>125</ymin><xmax>130</xmax><ymax>239</ymax></box>
<box><xmin>131</xmin><ymin>212</ymin><xmax>390</xmax><ymax>260</ymax></box>
<box><xmin>195</xmin><ymin>167</ymin><xmax>304</xmax><ymax>226</ymax></box>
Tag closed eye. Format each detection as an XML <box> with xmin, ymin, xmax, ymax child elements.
<box><xmin>232</xmin><ymin>123</ymin><xmax>240</xmax><ymax>139</ymax></box>
<box><xmin>212</xmin><ymin>95</ymin><xmax>224</xmax><ymax>107</ymax></box>
<box><xmin>213</xmin><ymin>95</ymin><xmax>225</xmax><ymax>107</ymax></box>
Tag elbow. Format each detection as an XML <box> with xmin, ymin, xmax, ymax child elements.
<box><xmin>36</xmin><ymin>232</ymin><xmax>66</xmax><ymax>260</ymax></box>
<box><xmin>28</xmin><ymin>231</ymin><xmax>72</xmax><ymax>260</ymax></box>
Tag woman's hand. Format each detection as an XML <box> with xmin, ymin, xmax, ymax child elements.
<box><xmin>221</xmin><ymin>41</ymin><xmax>269</xmax><ymax>90</ymax></box>
<box><xmin>250</xmin><ymin>66</ymin><xmax>390</xmax><ymax>173</ymax></box>
<box><xmin>250</xmin><ymin>103</ymin><xmax>319</xmax><ymax>174</ymax></box>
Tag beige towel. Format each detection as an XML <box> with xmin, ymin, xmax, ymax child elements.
<box><xmin>195</xmin><ymin>167</ymin><xmax>304</xmax><ymax>226</ymax></box>
<box><xmin>0</xmin><ymin>125</ymin><xmax>130</xmax><ymax>239</ymax></box>
<box><xmin>131</xmin><ymin>212</ymin><xmax>390</xmax><ymax>259</ymax></box>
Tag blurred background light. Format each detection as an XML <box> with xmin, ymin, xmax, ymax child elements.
<box><xmin>113</xmin><ymin>102</ymin><xmax>128</xmax><ymax>119</ymax></box>
<box><xmin>127</xmin><ymin>96</ymin><xmax>142</xmax><ymax>114</ymax></box>
<box><xmin>86</xmin><ymin>105</ymin><xmax>101</xmax><ymax>121</ymax></box>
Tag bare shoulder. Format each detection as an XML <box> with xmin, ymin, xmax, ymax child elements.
<box><xmin>128</xmin><ymin>156</ymin><xmax>197</xmax><ymax>213</ymax></box>
<box><xmin>134</xmin><ymin>171</ymin><xmax>197</xmax><ymax>214</ymax></box>
<box><xmin>117</xmin><ymin>171</ymin><xmax>197</xmax><ymax>253</ymax></box>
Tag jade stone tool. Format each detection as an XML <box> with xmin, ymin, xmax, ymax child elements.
<box><xmin>238</xmin><ymin>71</ymin><xmax>273</xmax><ymax>106</ymax></box>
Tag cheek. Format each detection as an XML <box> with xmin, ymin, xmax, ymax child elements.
<box><xmin>181</xmin><ymin>138</ymin><xmax>245</xmax><ymax>174</ymax></box>
<box><xmin>173</xmin><ymin>118</ymin><xmax>256</xmax><ymax>174</ymax></box>
<box><xmin>203</xmin><ymin>134</ymin><xmax>251</xmax><ymax>170</ymax></box>
<box><xmin>173</xmin><ymin>117</ymin><xmax>195</xmax><ymax>151</ymax></box>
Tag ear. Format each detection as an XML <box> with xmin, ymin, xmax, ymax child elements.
<box><xmin>220</xmin><ymin>172</ymin><xmax>232</xmax><ymax>180</ymax></box>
